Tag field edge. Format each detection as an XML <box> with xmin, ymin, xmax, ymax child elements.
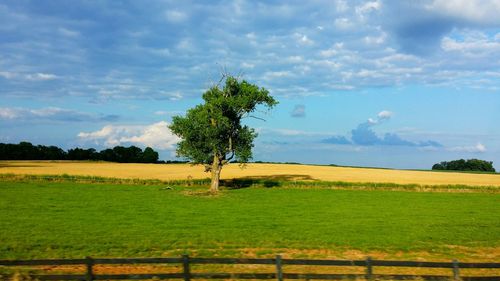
<box><xmin>1</xmin><ymin>173</ymin><xmax>498</xmax><ymax>193</ymax></box>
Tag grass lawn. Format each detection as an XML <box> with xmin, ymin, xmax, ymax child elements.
<box><xmin>0</xmin><ymin>180</ymin><xmax>499</xmax><ymax>260</ymax></box>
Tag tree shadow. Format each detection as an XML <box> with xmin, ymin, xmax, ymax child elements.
<box><xmin>221</xmin><ymin>174</ymin><xmax>314</xmax><ymax>189</ymax></box>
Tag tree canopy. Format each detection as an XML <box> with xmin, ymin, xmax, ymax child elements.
<box><xmin>169</xmin><ymin>75</ymin><xmax>277</xmax><ymax>192</ymax></box>
<box><xmin>432</xmin><ymin>159</ymin><xmax>495</xmax><ymax>172</ymax></box>
<box><xmin>0</xmin><ymin>142</ymin><xmax>159</xmax><ymax>163</ymax></box>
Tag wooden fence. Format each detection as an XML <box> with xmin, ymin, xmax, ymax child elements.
<box><xmin>1</xmin><ymin>255</ymin><xmax>499</xmax><ymax>281</ymax></box>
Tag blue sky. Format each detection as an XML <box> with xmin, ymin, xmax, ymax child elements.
<box><xmin>1</xmin><ymin>0</ymin><xmax>499</xmax><ymax>170</ymax></box>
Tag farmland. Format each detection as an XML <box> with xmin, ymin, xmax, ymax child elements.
<box><xmin>0</xmin><ymin>179</ymin><xmax>499</xmax><ymax>261</ymax></box>
<box><xmin>0</xmin><ymin>161</ymin><xmax>499</xmax><ymax>263</ymax></box>
<box><xmin>1</xmin><ymin>161</ymin><xmax>500</xmax><ymax>187</ymax></box>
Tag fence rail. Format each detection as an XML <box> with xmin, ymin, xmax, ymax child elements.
<box><xmin>1</xmin><ymin>255</ymin><xmax>499</xmax><ymax>281</ymax></box>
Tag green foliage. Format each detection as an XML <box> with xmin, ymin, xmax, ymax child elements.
<box><xmin>0</xmin><ymin>142</ymin><xmax>159</xmax><ymax>163</ymax></box>
<box><xmin>169</xmin><ymin>75</ymin><xmax>277</xmax><ymax>167</ymax></box>
<box><xmin>0</xmin><ymin>142</ymin><xmax>66</xmax><ymax>160</ymax></box>
<box><xmin>0</xmin><ymin>180</ymin><xmax>498</xmax><ymax>258</ymax></box>
<box><xmin>142</xmin><ymin>147</ymin><xmax>159</xmax><ymax>163</ymax></box>
<box><xmin>432</xmin><ymin>159</ymin><xmax>496</xmax><ymax>172</ymax></box>
<box><xmin>67</xmin><ymin>148</ymin><xmax>99</xmax><ymax>160</ymax></box>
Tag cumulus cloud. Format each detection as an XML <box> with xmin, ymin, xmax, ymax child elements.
<box><xmin>355</xmin><ymin>0</ymin><xmax>381</xmax><ymax>19</ymax></box>
<box><xmin>291</xmin><ymin>104</ymin><xmax>306</xmax><ymax>118</ymax></box>
<box><xmin>293</xmin><ymin>33</ymin><xmax>314</xmax><ymax>46</ymax></box>
<box><xmin>77</xmin><ymin>121</ymin><xmax>180</xmax><ymax>150</ymax></box>
<box><xmin>321</xmin><ymin>135</ymin><xmax>352</xmax><ymax>145</ymax></box>
<box><xmin>0</xmin><ymin>107</ymin><xmax>118</xmax><ymax>122</ymax></box>
<box><xmin>322</xmin><ymin>111</ymin><xmax>442</xmax><ymax>148</ymax></box>
<box><xmin>441</xmin><ymin>31</ymin><xmax>500</xmax><ymax>56</ymax></box>
<box><xmin>350</xmin><ymin>114</ymin><xmax>441</xmax><ymax>147</ymax></box>
<box><xmin>0</xmin><ymin>1</ymin><xmax>499</xmax><ymax>102</ymax></box>
<box><xmin>364</xmin><ymin>110</ymin><xmax>393</xmax><ymax>125</ymax></box>
<box><xmin>377</xmin><ymin>110</ymin><xmax>393</xmax><ymax>120</ymax></box>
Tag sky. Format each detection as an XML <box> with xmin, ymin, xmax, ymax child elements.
<box><xmin>1</xmin><ymin>0</ymin><xmax>499</xmax><ymax>170</ymax></box>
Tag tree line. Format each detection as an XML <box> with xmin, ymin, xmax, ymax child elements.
<box><xmin>0</xmin><ymin>142</ymin><xmax>159</xmax><ymax>163</ymax></box>
<box><xmin>432</xmin><ymin>159</ymin><xmax>495</xmax><ymax>172</ymax></box>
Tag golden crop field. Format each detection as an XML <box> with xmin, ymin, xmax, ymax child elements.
<box><xmin>1</xmin><ymin>160</ymin><xmax>500</xmax><ymax>186</ymax></box>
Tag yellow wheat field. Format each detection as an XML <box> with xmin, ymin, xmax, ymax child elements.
<box><xmin>1</xmin><ymin>160</ymin><xmax>500</xmax><ymax>186</ymax></box>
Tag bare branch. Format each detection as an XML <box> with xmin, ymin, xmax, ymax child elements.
<box><xmin>213</xmin><ymin>63</ymin><xmax>228</xmax><ymax>88</ymax></box>
<box><xmin>235</xmin><ymin>69</ymin><xmax>245</xmax><ymax>80</ymax></box>
<box><xmin>248</xmin><ymin>115</ymin><xmax>266</xmax><ymax>122</ymax></box>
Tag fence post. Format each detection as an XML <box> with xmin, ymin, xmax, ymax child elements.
<box><xmin>452</xmin><ymin>259</ymin><xmax>460</xmax><ymax>281</ymax></box>
<box><xmin>182</xmin><ymin>255</ymin><xmax>191</xmax><ymax>281</ymax></box>
<box><xmin>85</xmin><ymin>256</ymin><xmax>94</xmax><ymax>281</ymax></box>
<box><xmin>365</xmin><ymin>256</ymin><xmax>373</xmax><ymax>281</ymax></box>
<box><xmin>276</xmin><ymin>255</ymin><xmax>283</xmax><ymax>281</ymax></box>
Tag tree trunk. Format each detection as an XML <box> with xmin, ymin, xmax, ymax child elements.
<box><xmin>210</xmin><ymin>156</ymin><xmax>222</xmax><ymax>193</ymax></box>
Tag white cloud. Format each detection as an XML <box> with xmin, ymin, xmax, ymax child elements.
<box><xmin>0</xmin><ymin>107</ymin><xmax>118</xmax><ymax>122</ymax></box>
<box><xmin>25</xmin><ymin>73</ymin><xmax>58</xmax><ymax>81</ymax></box>
<box><xmin>149</xmin><ymin>48</ymin><xmax>171</xmax><ymax>57</ymax></box>
<box><xmin>79</xmin><ymin>125</ymin><xmax>116</xmax><ymax>140</ymax></box>
<box><xmin>158</xmin><ymin>91</ymin><xmax>183</xmax><ymax>101</ymax></box>
<box><xmin>294</xmin><ymin>33</ymin><xmax>314</xmax><ymax>46</ymax></box>
<box><xmin>78</xmin><ymin>121</ymin><xmax>180</xmax><ymax>150</ymax></box>
<box><xmin>334</xmin><ymin>18</ymin><xmax>352</xmax><ymax>30</ymax></box>
<box><xmin>154</xmin><ymin>110</ymin><xmax>183</xmax><ymax>116</ymax></box>
<box><xmin>0</xmin><ymin>72</ymin><xmax>59</xmax><ymax>81</ymax></box>
<box><xmin>262</xmin><ymin>71</ymin><xmax>293</xmax><ymax>81</ymax></box>
<box><xmin>441</xmin><ymin>33</ymin><xmax>500</xmax><ymax>55</ymax></box>
<box><xmin>364</xmin><ymin>32</ymin><xmax>387</xmax><ymax>45</ymax></box>
<box><xmin>0</xmin><ymin>108</ymin><xmax>18</xmax><ymax>119</ymax></box>
<box><xmin>377</xmin><ymin>110</ymin><xmax>393</xmax><ymax>120</ymax></box>
<box><xmin>286</xmin><ymin>56</ymin><xmax>303</xmax><ymax>63</ymax></box>
<box><xmin>364</xmin><ymin>110</ymin><xmax>393</xmax><ymax>125</ymax></box>
<box><xmin>241</xmin><ymin>62</ymin><xmax>255</xmax><ymax>69</ymax></box>
<box><xmin>335</xmin><ymin>0</ymin><xmax>349</xmax><ymax>13</ymax></box>
<box><xmin>58</xmin><ymin>27</ymin><xmax>79</xmax><ymax>37</ymax></box>
<box><xmin>355</xmin><ymin>0</ymin><xmax>381</xmax><ymax>18</ymax></box>
<box><xmin>176</xmin><ymin>38</ymin><xmax>195</xmax><ymax>52</ymax></box>
<box><xmin>319</xmin><ymin>43</ymin><xmax>344</xmax><ymax>58</ymax></box>
<box><xmin>164</xmin><ymin>10</ymin><xmax>188</xmax><ymax>23</ymax></box>
<box><xmin>155</xmin><ymin>111</ymin><xmax>169</xmax><ymax>116</ymax></box>
<box><xmin>319</xmin><ymin>49</ymin><xmax>337</xmax><ymax>58</ymax></box>
<box><xmin>448</xmin><ymin>142</ymin><xmax>487</xmax><ymax>153</ymax></box>
<box><xmin>426</xmin><ymin>0</ymin><xmax>500</xmax><ymax>25</ymax></box>
<box><xmin>246</xmin><ymin>32</ymin><xmax>257</xmax><ymax>40</ymax></box>
<box><xmin>0</xmin><ymin>71</ymin><xmax>17</xmax><ymax>79</ymax></box>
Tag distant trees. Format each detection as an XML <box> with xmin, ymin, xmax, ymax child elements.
<box><xmin>142</xmin><ymin>147</ymin><xmax>159</xmax><ymax>163</ymax></box>
<box><xmin>0</xmin><ymin>142</ymin><xmax>160</xmax><ymax>163</ymax></box>
<box><xmin>0</xmin><ymin>142</ymin><xmax>67</xmax><ymax>160</ymax></box>
<box><xmin>432</xmin><ymin>159</ymin><xmax>495</xmax><ymax>172</ymax></box>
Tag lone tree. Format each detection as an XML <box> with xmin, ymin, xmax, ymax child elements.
<box><xmin>169</xmin><ymin>75</ymin><xmax>277</xmax><ymax>193</ymax></box>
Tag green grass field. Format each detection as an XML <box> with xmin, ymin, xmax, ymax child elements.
<box><xmin>0</xmin><ymin>179</ymin><xmax>499</xmax><ymax>260</ymax></box>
